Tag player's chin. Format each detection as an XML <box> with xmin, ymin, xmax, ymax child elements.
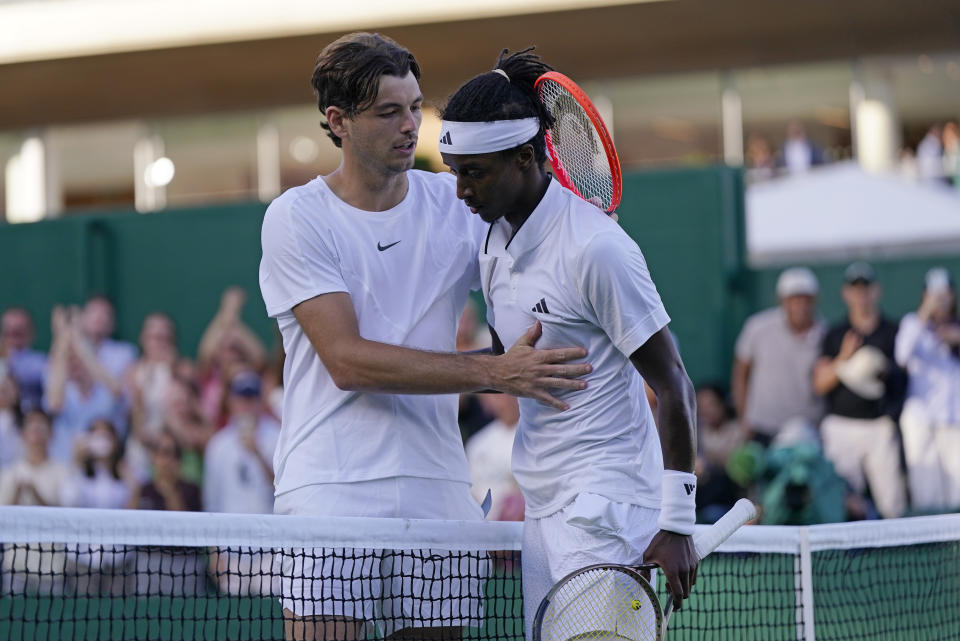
<box><xmin>380</xmin><ymin>160</ymin><xmax>414</xmax><ymax>177</ymax></box>
<box><xmin>390</xmin><ymin>157</ymin><xmax>416</xmax><ymax>173</ymax></box>
<box><xmin>477</xmin><ymin>209</ymin><xmax>502</xmax><ymax>224</ymax></box>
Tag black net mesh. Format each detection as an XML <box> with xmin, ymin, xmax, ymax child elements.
<box><xmin>4</xmin><ymin>513</ymin><xmax>960</xmax><ymax>641</ymax></box>
<box><xmin>810</xmin><ymin>540</ymin><xmax>960</xmax><ymax>641</ymax></box>
<box><xmin>0</xmin><ymin>543</ymin><xmax>522</xmax><ymax>641</ymax></box>
<box><xmin>659</xmin><ymin>552</ymin><xmax>803</xmax><ymax>641</ymax></box>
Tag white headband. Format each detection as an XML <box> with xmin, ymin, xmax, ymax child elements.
<box><xmin>438</xmin><ymin>117</ymin><xmax>540</xmax><ymax>155</ymax></box>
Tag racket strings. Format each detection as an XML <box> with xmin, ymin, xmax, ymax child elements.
<box><xmin>538</xmin><ymin>79</ymin><xmax>616</xmax><ymax>211</ymax></box>
<box><xmin>539</xmin><ymin>568</ymin><xmax>660</xmax><ymax>641</ymax></box>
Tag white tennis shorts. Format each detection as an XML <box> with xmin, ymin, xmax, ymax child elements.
<box><xmin>522</xmin><ymin>493</ymin><xmax>659</xmax><ymax>641</ymax></box>
<box><xmin>273</xmin><ymin>477</ymin><xmax>488</xmax><ymax>638</ymax></box>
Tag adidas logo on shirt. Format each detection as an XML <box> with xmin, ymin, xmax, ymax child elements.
<box><xmin>440</xmin><ymin>131</ymin><xmax>453</xmax><ymax>145</ymax></box>
<box><xmin>531</xmin><ymin>298</ymin><xmax>550</xmax><ymax>314</ymax></box>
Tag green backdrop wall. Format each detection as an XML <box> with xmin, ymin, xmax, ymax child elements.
<box><xmin>2</xmin><ymin>167</ymin><xmax>957</xmax><ymax>388</ymax></box>
<box><xmin>616</xmin><ymin>166</ymin><xmax>750</xmax><ymax>386</ymax></box>
<box><xmin>1</xmin><ymin>204</ymin><xmax>272</xmax><ymax>359</ymax></box>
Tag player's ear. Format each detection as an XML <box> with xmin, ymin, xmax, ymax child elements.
<box><xmin>515</xmin><ymin>144</ymin><xmax>536</xmax><ymax>171</ymax></box>
<box><xmin>325</xmin><ymin>106</ymin><xmax>349</xmax><ymax>140</ymax></box>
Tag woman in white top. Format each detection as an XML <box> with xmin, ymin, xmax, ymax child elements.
<box><xmin>895</xmin><ymin>268</ymin><xmax>960</xmax><ymax>512</ymax></box>
<box><xmin>62</xmin><ymin>418</ymin><xmax>133</xmax><ymax>510</ymax></box>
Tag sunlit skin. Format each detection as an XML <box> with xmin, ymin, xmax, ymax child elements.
<box><xmin>781</xmin><ymin>294</ymin><xmax>817</xmax><ymax>333</ymax></box>
<box><xmin>441</xmin><ymin>145</ymin><xmax>549</xmax><ymax>229</ymax></box>
<box><xmin>842</xmin><ymin>282</ymin><xmax>881</xmax><ymax>321</ymax></box>
<box><xmin>21</xmin><ymin>412</ymin><xmax>52</xmax><ymax>463</ymax></box>
<box><xmin>1</xmin><ymin>309</ymin><xmax>33</xmax><ymax>352</ymax></box>
<box><xmin>139</xmin><ymin>314</ymin><xmax>177</xmax><ymax>363</ymax></box>
<box><xmin>324</xmin><ymin>71</ymin><xmax>423</xmax><ymax>212</ymax></box>
<box><xmin>82</xmin><ymin>298</ymin><xmax>115</xmax><ymax>344</ymax></box>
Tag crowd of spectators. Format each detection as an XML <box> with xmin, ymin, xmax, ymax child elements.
<box><xmin>705</xmin><ymin>263</ymin><xmax>960</xmax><ymax>525</ymax></box>
<box><xmin>903</xmin><ymin>122</ymin><xmax>960</xmax><ymax>188</ymax></box>
<box><xmin>0</xmin><ymin>287</ymin><xmax>280</xmax><ymax>520</ymax></box>
<box><xmin>4</xmin><ymin>268</ymin><xmax>959</xmax><ymax>530</ymax></box>
<box><xmin>745</xmin><ymin>120</ymin><xmax>960</xmax><ymax>190</ymax></box>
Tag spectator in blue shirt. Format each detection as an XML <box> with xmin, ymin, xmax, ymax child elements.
<box><xmin>1</xmin><ymin>307</ymin><xmax>47</xmax><ymax>413</ymax></box>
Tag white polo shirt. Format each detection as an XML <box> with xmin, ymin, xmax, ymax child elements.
<box><xmin>259</xmin><ymin>170</ymin><xmax>487</xmax><ymax>496</ymax></box>
<box><xmin>203</xmin><ymin>416</ymin><xmax>280</xmax><ymax>514</ymax></box>
<box><xmin>480</xmin><ymin>179</ymin><xmax>670</xmax><ymax>518</ymax></box>
<box><xmin>895</xmin><ymin>312</ymin><xmax>960</xmax><ymax>426</ymax></box>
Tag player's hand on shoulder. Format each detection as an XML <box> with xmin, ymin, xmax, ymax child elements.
<box><xmin>492</xmin><ymin>321</ymin><xmax>592</xmax><ymax>411</ymax></box>
<box><xmin>642</xmin><ymin>529</ymin><xmax>699</xmax><ymax>609</ymax></box>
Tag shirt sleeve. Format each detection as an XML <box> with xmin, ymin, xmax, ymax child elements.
<box><xmin>734</xmin><ymin>314</ymin><xmax>760</xmax><ymax>362</ymax></box>
<box><xmin>259</xmin><ymin>193</ymin><xmax>348</xmax><ymax>318</ymax></box>
<box><xmin>577</xmin><ymin>230</ymin><xmax>670</xmax><ymax>357</ymax></box>
<box><xmin>894</xmin><ymin>312</ymin><xmax>926</xmax><ymax>368</ymax></box>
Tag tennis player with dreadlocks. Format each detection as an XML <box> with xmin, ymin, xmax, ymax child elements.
<box><xmin>439</xmin><ymin>49</ymin><xmax>699</xmax><ymax>637</ymax></box>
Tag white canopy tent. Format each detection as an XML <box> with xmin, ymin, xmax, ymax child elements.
<box><xmin>746</xmin><ymin>162</ymin><xmax>960</xmax><ymax>267</ymax></box>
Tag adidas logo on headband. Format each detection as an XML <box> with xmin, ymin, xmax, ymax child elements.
<box><xmin>438</xmin><ymin>118</ymin><xmax>540</xmax><ymax>154</ymax></box>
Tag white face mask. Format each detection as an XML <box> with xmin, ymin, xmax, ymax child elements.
<box><xmin>86</xmin><ymin>432</ymin><xmax>114</xmax><ymax>458</ymax></box>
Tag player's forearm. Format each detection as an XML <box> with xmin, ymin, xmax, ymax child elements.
<box><xmin>326</xmin><ymin>337</ymin><xmax>495</xmax><ymax>394</ymax></box>
<box><xmin>654</xmin><ymin>376</ymin><xmax>697</xmax><ymax>472</ymax></box>
<box><xmin>630</xmin><ymin>329</ymin><xmax>696</xmax><ymax>472</ymax></box>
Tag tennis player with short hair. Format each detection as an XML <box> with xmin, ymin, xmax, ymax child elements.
<box><xmin>259</xmin><ymin>34</ymin><xmax>591</xmax><ymax>640</ymax></box>
<box><xmin>439</xmin><ymin>49</ymin><xmax>699</xmax><ymax>638</ymax></box>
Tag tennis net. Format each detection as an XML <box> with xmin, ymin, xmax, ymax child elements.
<box><xmin>0</xmin><ymin>507</ymin><xmax>523</xmax><ymax>641</ymax></box>
<box><xmin>2</xmin><ymin>507</ymin><xmax>959</xmax><ymax>640</ymax></box>
<box><xmin>662</xmin><ymin>513</ymin><xmax>960</xmax><ymax>641</ymax></box>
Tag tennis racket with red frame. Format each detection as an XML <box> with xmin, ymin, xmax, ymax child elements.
<box><xmin>534</xmin><ymin>71</ymin><xmax>622</xmax><ymax>214</ymax></box>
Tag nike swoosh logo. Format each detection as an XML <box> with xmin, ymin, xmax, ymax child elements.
<box><xmin>377</xmin><ymin>240</ymin><xmax>401</xmax><ymax>252</ymax></box>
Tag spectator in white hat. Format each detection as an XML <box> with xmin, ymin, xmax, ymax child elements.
<box><xmin>732</xmin><ymin>267</ymin><xmax>825</xmax><ymax>446</ymax></box>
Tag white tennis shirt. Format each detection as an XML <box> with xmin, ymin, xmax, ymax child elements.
<box><xmin>480</xmin><ymin>179</ymin><xmax>670</xmax><ymax>517</ymax></box>
<box><xmin>259</xmin><ymin>170</ymin><xmax>487</xmax><ymax>496</ymax></box>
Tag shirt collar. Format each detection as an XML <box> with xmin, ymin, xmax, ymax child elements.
<box><xmin>483</xmin><ymin>178</ymin><xmax>563</xmax><ymax>260</ymax></box>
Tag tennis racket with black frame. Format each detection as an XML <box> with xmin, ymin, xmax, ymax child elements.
<box><xmin>534</xmin><ymin>71</ymin><xmax>622</xmax><ymax>214</ymax></box>
<box><xmin>532</xmin><ymin>498</ymin><xmax>757</xmax><ymax>641</ymax></box>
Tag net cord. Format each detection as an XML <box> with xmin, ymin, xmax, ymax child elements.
<box><xmin>2</xmin><ymin>507</ymin><xmax>959</xmax><ymax>554</ymax></box>
<box><xmin>0</xmin><ymin>506</ymin><xmax>523</xmax><ymax>550</ymax></box>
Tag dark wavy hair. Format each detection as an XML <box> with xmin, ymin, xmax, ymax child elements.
<box><xmin>441</xmin><ymin>47</ymin><xmax>555</xmax><ymax>165</ymax></box>
<box><xmin>310</xmin><ymin>32</ymin><xmax>421</xmax><ymax>148</ymax></box>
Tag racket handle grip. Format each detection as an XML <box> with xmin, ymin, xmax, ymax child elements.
<box><xmin>693</xmin><ymin>498</ymin><xmax>756</xmax><ymax>559</ymax></box>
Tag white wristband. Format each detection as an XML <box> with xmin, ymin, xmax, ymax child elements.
<box><xmin>657</xmin><ymin>469</ymin><xmax>697</xmax><ymax>535</ymax></box>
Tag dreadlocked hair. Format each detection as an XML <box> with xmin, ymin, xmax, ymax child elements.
<box><xmin>441</xmin><ymin>47</ymin><xmax>556</xmax><ymax>165</ymax></box>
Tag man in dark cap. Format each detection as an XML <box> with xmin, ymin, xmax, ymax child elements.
<box><xmin>812</xmin><ymin>262</ymin><xmax>907</xmax><ymax>519</ymax></box>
